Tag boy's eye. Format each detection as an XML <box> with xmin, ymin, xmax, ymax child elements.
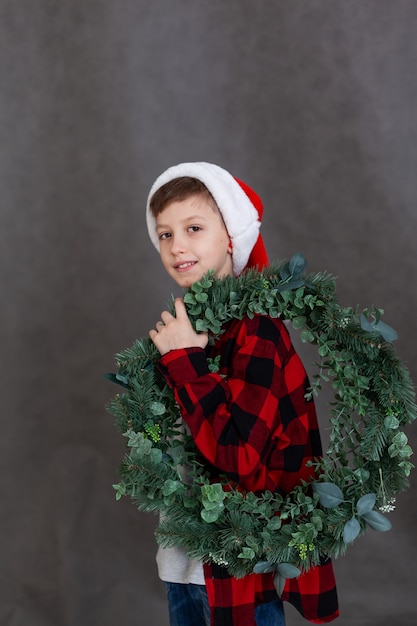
<box><xmin>158</xmin><ymin>232</ymin><xmax>171</xmax><ymax>241</ymax></box>
<box><xmin>188</xmin><ymin>225</ymin><xmax>201</xmax><ymax>233</ymax></box>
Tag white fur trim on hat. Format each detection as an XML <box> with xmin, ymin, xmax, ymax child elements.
<box><xmin>146</xmin><ymin>162</ymin><xmax>261</xmax><ymax>275</ymax></box>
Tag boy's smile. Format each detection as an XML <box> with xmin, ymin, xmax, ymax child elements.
<box><xmin>155</xmin><ymin>194</ymin><xmax>233</xmax><ymax>288</ymax></box>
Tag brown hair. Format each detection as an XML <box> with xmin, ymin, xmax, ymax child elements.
<box><xmin>149</xmin><ymin>176</ymin><xmax>217</xmax><ymax>217</ymax></box>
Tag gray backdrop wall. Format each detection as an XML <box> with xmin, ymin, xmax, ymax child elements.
<box><xmin>1</xmin><ymin>1</ymin><xmax>416</xmax><ymax>625</ymax></box>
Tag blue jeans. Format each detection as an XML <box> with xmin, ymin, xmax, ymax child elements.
<box><xmin>164</xmin><ymin>582</ymin><xmax>285</xmax><ymax>626</ymax></box>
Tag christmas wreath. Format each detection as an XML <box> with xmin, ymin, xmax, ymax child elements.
<box><xmin>105</xmin><ymin>253</ymin><xmax>416</xmax><ymax>592</ymax></box>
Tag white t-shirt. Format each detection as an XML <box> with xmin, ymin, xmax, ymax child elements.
<box><xmin>156</xmin><ymin>545</ymin><xmax>205</xmax><ymax>585</ymax></box>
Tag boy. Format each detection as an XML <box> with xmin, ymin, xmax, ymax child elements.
<box><xmin>146</xmin><ymin>162</ymin><xmax>339</xmax><ymax>626</ymax></box>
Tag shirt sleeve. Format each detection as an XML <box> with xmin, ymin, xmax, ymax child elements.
<box><xmin>158</xmin><ymin>315</ymin><xmax>314</xmax><ymax>485</ymax></box>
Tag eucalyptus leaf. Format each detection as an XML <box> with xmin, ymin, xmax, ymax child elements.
<box><xmin>277</xmin><ymin>562</ymin><xmax>302</xmax><ymax>578</ymax></box>
<box><xmin>393</xmin><ymin>432</ymin><xmax>408</xmax><ymax>447</ymax></box>
<box><xmin>245</xmin><ymin>536</ymin><xmax>259</xmax><ymax>551</ymax></box>
<box><xmin>288</xmin><ymin>252</ymin><xmax>307</xmax><ymax>277</ymax></box>
<box><xmin>195</xmin><ymin>319</ymin><xmax>208</xmax><ymax>332</ymax></box>
<box><xmin>373</xmin><ymin>320</ymin><xmax>398</xmax><ymax>343</ymax></box>
<box><xmin>201</xmin><ymin>483</ymin><xmax>225</xmax><ymax>502</ymax></box>
<box><xmin>188</xmin><ymin>304</ymin><xmax>202</xmax><ymax>316</ymax></box>
<box><xmin>300</xmin><ymin>329</ymin><xmax>315</xmax><ymax>343</ymax></box>
<box><xmin>195</xmin><ymin>292</ymin><xmax>208</xmax><ymax>303</ymax></box>
<box><xmin>292</xmin><ymin>316</ymin><xmax>307</xmax><ymax>329</ymax></box>
<box><xmin>183</xmin><ymin>292</ymin><xmax>196</xmax><ymax>304</ymax></box>
<box><xmin>116</xmin><ymin>372</ymin><xmax>130</xmax><ymax>385</ymax></box>
<box><xmin>150</xmin><ymin>401</ymin><xmax>165</xmax><ymax>416</ymax></box>
<box><xmin>201</xmin><ymin>509</ymin><xmax>220</xmax><ymax>523</ymax></box>
<box><xmin>387</xmin><ymin>444</ymin><xmax>399</xmax><ymax>458</ymax></box>
<box><xmin>253</xmin><ymin>560</ymin><xmax>276</xmax><ymax>575</ymax></box>
<box><xmin>343</xmin><ymin>516</ymin><xmax>361</xmax><ymax>544</ymax></box>
<box><xmin>204</xmin><ymin>308</ymin><xmax>215</xmax><ymax>321</ymax></box>
<box><xmin>150</xmin><ymin>448</ymin><xmax>163</xmax><ymax>464</ymax></box>
<box><xmin>384</xmin><ymin>415</ymin><xmax>400</xmax><ymax>429</ymax></box>
<box><xmin>356</xmin><ymin>493</ymin><xmax>376</xmax><ymax>516</ymax></box>
<box><xmin>312</xmin><ymin>482</ymin><xmax>344</xmax><ymax>508</ymax></box>
<box><xmin>399</xmin><ymin>444</ymin><xmax>413</xmax><ymax>458</ymax></box>
<box><xmin>318</xmin><ymin>345</ymin><xmax>329</xmax><ymax>357</ymax></box>
<box><xmin>360</xmin><ymin>314</ymin><xmax>398</xmax><ymax>342</ymax></box>
<box><xmin>191</xmin><ymin>281</ymin><xmax>203</xmax><ymax>293</ymax></box>
<box><xmin>102</xmin><ymin>372</ymin><xmax>130</xmax><ymax>389</ymax></box>
<box><xmin>267</xmin><ymin>517</ymin><xmax>282</xmax><ymax>531</ymax></box>
<box><xmin>162</xmin><ymin>479</ymin><xmax>182</xmax><ymax>496</ymax></box>
<box><xmin>274</xmin><ymin>573</ymin><xmax>286</xmax><ymax>597</ymax></box>
<box><xmin>200</xmin><ymin>273</ymin><xmax>214</xmax><ymax>288</ymax></box>
<box><xmin>276</xmin><ymin>279</ymin><xmax>306</xmax><ymax>292</ymax></box>
<box><xmin>362</xmin><ymin>510</ymin><xmax>392</xmax><ymax>532</ymax></box>
<box><xmin>360</xmin><ymin>314</ymin><xmax>376</xmax><ymax>334</ymax></box>
<box><xmin>279</xmin><ymin>264</ymin><xmax>290</xmax><ymax>281</ymax></box>
<box><xmin>237</xmin><ymin>547</ymin><xmax>255</xmax><ymax>560</ymax></box>
<box><xmin>201</xmin><ymin>499</ymin><xmax>221</xmax><ymax>511</ymax></box>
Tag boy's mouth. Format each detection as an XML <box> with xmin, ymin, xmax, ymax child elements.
<box><xmin>174</xmin><ymin>261</ymin><xmax>197</xmax><ymax>271</ymax></box>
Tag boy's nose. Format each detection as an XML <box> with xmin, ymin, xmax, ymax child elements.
<box><xmin>170</xmin><ymin>234</ymin><xmax>187</xmax><ymax>254</ymax></box>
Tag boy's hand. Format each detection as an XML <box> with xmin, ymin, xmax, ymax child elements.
<box><xmin>149</xmin><ymin>298</ymin><xmax>208</xmax><ymax>356</ymax></box>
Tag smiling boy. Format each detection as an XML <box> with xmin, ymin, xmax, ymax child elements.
<box><xmin>146</xmin><ymin>163</ymin><xmax>339</xmax><ymax>626</ymax></box>
<box><xmin>152</xmin><ymin>180</ymin><xmax>233</xmax><ymax>290</ymax></box>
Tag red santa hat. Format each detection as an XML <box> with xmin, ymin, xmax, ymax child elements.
<box><xmin>146</xmin><ymin>162</ymin><xmax>269</xmax><ymax>276</ymax></box>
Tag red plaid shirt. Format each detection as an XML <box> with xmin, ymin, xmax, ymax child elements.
<box><xmin>159</xmin><ymin>314</ymin><xmax>339</xmax><ymax>625</ymax></box>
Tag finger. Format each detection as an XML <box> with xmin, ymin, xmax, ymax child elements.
<box><xmin>160</xmin><ymin>309</ymin><xmax>175</xmax><ymax>324</ymax></box>
<box><xmin>173</xmin><ymin>298</ymin><xmax>188</xmax><ymax>318</ymax></box>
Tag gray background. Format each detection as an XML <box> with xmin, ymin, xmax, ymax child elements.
<box><xmin>1</xmin><ymin>1</ymin><xmax>416</xmax><ymax>625</ymax></box>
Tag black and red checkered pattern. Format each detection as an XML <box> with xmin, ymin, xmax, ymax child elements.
<box><xmin>204</xmin><ymin>558</ymin><xmax>338</xmax><ymax>625</ymax></box>
<box><xmin>159</xmin><ymin>314</ymin><xmax>339</xmax><ymax>625</ymax></box>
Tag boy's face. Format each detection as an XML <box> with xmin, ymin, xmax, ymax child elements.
<box><xmin>155</xmin><ymin>194</ymin><xmax>233</xmax><ymax>288</ymax></box>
